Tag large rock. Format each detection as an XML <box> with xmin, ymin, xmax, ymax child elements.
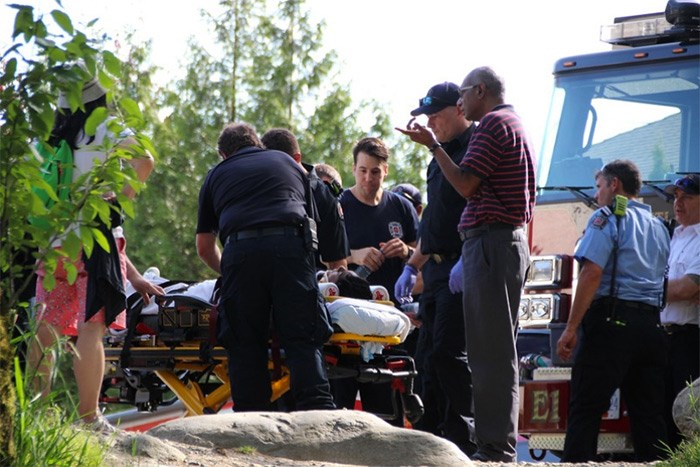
<box><xmin>148</xmin><ymin>409</ymin><xmax>473</xmax><ymax>466</ymax></box>
<box><xmin>105</xmin><ymin>431</ymin><xmax>187</xmax><ymax>465</ymax></box>
<box><xmin>673</xmin><ymin>377</ymin><xmax>700</xmax><ymax>440</ymax></box>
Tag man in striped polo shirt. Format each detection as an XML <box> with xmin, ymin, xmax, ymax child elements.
<box><xmin>396</xmin><ymin>66</ymin><xmax>536</xmax><ymax>462</ymax></box>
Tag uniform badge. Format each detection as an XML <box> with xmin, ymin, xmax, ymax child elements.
<box><xmin>388</xmin><ymin>221</ymin><xmax>404</xmax><ymax>238</ymax></box>
<box><xmin>591</xmin><ymin>213</ymin><xmax>608</xmax><ymax>230</ymax></box>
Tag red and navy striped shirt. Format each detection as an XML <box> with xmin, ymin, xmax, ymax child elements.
<box><xmin>458</xmin><ymin>104</ymin><xmax>536</xmax><ymax>230</ymax></box>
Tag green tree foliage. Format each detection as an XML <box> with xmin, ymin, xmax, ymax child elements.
<box><xmin>123</xmin><ymin>0</ymin><xmax>423</xmax><ymax>280</ymax></box>
<box><xmin>0</xmin><ymin>4</ymin><xmax>153</xmax><ymax>461</ymax></box>
<box><xmin>119</xmin><ymin>38</ymin><xmax>224</xmax><ymax>279</ymax></box>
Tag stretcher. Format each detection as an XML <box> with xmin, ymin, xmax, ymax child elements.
<box><xmin>101</xmin><ymin>280</ymin><xmax>424</xmax><ymax>425</ymax></box>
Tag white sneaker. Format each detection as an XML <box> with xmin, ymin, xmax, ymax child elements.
<box><xmin>77</xmin><ymin>414</ymin><xmax>119</xmax><ymax>435</ymax></box>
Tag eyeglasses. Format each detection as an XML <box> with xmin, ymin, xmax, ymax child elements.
<box><xmin>459</xmin><ymin>84</ymin><xmax>478</xmax><ymax>94</ymax></box>
<box><xmin>459</xmin><ymin>84</ymin><xmax>479</xmax><ymax>95</ymax></box>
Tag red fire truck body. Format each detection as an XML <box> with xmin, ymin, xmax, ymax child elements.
<box><xmin>517</xmin><ymin>0</ymin><xmax>699</xmax><ymax>458</ymax></box>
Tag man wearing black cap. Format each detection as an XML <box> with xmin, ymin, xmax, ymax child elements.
<box><xmin>393</xmin><ymin>81</ymin><xmax>477</xmax><ymax>455</ymax></box>
<box><xmin>660</xmin><ymin>173</ymin><xmax>700</xmax><ymax>450</ymax></box>
<box><xmin>397</xmin><ymin>68</ymin><xmax>535</xmax><ymax>462</ymax></box>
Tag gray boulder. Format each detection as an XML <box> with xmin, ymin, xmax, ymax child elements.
<box><xmin>673</xmin><ymin>377</ymin><xmax>700</xmax><ymax>440</ymax></box>
<box><xmin>106</xmin><ymin>431</ymin><xmax>187</xmax><ymax>463</ymax></box>
<box><xmin>148</xmin><ymin>409</ymin><xmax>473</xmax><ymax>466</ymax></box>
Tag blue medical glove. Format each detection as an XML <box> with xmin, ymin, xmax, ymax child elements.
<box><xmin>394</xmin><ymin>264</ymin><xmax>418</xmax><ymax>304</ymax></box>
<box><xmin>448</xmin><ymin>259</ymin><xmax>464</xmax><ymax>294</ymax></box>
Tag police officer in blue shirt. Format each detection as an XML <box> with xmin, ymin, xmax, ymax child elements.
<box><xmin>196</xmin><ymin>122</ymin><xmax>335</xmax><ymax>412</ymax></box>
<box><xmin>556</xmin><ymin>159</ymin><xmax>670</xmax><ymax>462</ymax></box>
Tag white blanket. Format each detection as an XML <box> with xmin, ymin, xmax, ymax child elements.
<box><xmin>326</xmin><ymin>297</ymin><xmax>411</xmax><ymax>361</ymax></box>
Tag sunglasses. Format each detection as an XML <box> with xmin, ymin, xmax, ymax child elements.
<box><xmin>419</xmin><ymin>95</ymin><xmax>450</xmax><ymax>107</ymax></box>
<box><xmin>674</xmin><ymin>176</ymin><xmax>699</xmax><ymax>194</ymax></box>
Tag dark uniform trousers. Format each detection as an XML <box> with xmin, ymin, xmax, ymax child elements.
<box><xmin>562</xmin><ymin>300</ymin><xmax>669</xmax><ymax>462</ymax></box>
<box><xmin>219</xmin><ymin>231</ymin><xmax>335</xmax><ymax>411</ymax></box>
<box><xmin>663</xmin><ymin>323</ymin><xmax>700</xmax><ymax>450</ymax></box>
<box><xmin>414</xmin><ymin>256</ymin><xmax>476</xmax><ymax>455</ymax></box>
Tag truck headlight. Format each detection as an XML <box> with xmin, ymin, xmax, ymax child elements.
<box><xmin>531</xmin><ymin>297</ymin><xmax>551</xmax><ymax>320</ymax></box>
<box><xmin>519</xmin><ymin>296</ymin><xmax>531</xmax><ymax>320</ymax></box>
<box><xmin>525</xmin><ymin>255</ymin><xmax>573</xmax><ymax>291</ymax></box>
<box><xmin>519</xmin><ymin>293</ymin><xmax>571</xmax><ymax>328</ymax></box>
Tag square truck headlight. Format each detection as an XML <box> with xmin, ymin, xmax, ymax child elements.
<box><xmin>525</xmin><ymin>255</ymin><xmax>572</xmax><ymax>291</ymax></box>
<box><xmin>519</xmin><ymin>293</ymin><xmax>571</xmax><ymax>328</ymax></box>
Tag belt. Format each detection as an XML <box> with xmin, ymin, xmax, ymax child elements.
<box><xmin>459</xmin><ymin>222</ymin><xmax>523</xmax><ymax>241</ymax></box>
<box><xmin>591</xmin><ymin>297</ymin><xmax>660</xmax><ymax>314</ymax></box>
<box><xmin>662</xmin><ymin>323</ymin><xmax>699</xmax><ymax>335</ymax></box>
<box><xmin>229</xmin><ymin>226</ymin><xmax>301</xmax><ymax>242</ymax></box>
<box><xmin>429</xmin><ymin>252</ymin><xmax>460</xmax><ymax>264</ymax></box>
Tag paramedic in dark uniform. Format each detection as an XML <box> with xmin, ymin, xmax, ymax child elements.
<box><xmin>556</xmin><ymin>160</ymin><xmax>670</xmax><ymax>462</ymax></box>
<box><xmin>261</xmin><ymin>128</ymin><xmax>349</xmax><ymax>270</ymax></box>
<box><xmin>196</xmin><ymin>122</ymin><xmax>335</xmax><ymax>412</ymax></box>
<box><xmin>336</xmin><ymin>136</ymin><xmax>419</xmax><ymax>426</ymax></box>
<box><xmin>394</xmin><ymin>82</ymin><xmax>477</xmax><ymax>455</ymax></box>
<box><xmin>340</xmin><ymin>136</ymin><xmax>419</xmax><ymax>304</ymax></box>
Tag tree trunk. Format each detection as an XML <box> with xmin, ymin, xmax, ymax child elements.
<box><xmin>0</xmin><ymin>314</ymin><xmax>16</xmax><ymax>463</ymax></box>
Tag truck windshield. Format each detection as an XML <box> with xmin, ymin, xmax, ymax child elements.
<box><xmin>537</xmin><ymin>57</ymin><xmax>699</xmax><ymax>196</ymax></box>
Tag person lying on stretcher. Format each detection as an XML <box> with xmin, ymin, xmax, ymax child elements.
<box><xmin>118</xmin><ymin>267</ymin><xmax>413</xmax><ymax>359</ymax></box>
<box><xmin>319</xmin><ymin>267</ymin><xmax>414</xmax><ymax>361</ymax></box>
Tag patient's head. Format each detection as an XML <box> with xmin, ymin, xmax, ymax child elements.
<box><xmin>325</xmin><ymin>267</ymin><xmax>372</xmax><ymax>300</ymax></box>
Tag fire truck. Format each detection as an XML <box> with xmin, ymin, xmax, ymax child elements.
<box><xmin>516</xmin><ymin>0</ymin><xmax>699</xmax><ymax>459</ymax></box>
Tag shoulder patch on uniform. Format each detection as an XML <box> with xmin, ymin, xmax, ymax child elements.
<box><xmin>591</xmin><ymin>212</ymin><xmax>609</xmax><ymax>229</ymax></box>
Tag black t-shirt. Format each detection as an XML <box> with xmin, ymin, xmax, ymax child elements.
<box><xmin>419</xmin><ymin>126</ymin><xmax>475</xmax><ymax>256</ymax></box>
<box><xmin>339</xmin><ymin>189</ymin><xmax>419</xmax><ymax>303</ymax></box>
<box><xmin>197</xmin><ymin>147</ymin><xmax>307</xmax><ymax>242</ymax></box>
<box><xmin>309</xmin><ymin>171</ymin><xmax>350</xmax><ymax>266</ymax></box>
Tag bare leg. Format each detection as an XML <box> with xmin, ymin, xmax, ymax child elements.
<box><xmin>73</xmin><ymin>320</ymin><xmax>106</xmax><ymax>421</ymax></box>
<box><xmin>27</xmin><ymin>321</ymin><xmax>60</xmax><ymax>397</ymax></box>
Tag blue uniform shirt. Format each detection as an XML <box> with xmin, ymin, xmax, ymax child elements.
<box><xmin>575</xmin><ymin>199</ymin><xmax>670</xmax><ymax>307</ymax></box>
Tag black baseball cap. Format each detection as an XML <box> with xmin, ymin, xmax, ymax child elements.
<box><xmin>391</xmin><ymin>183</ymin><xmax>423</xmax><ymax>209</ymax></box>
<box><xmin>664</xmin><ymin>174</ymin><xmax>699</xmax><ymax>195</ymax></box>
<box><xmin>410</xmin><ymin>82</ymin><xmax>460</xmax><ymax>116</ymax></box>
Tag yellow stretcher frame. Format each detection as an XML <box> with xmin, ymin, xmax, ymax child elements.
<box><xmin>105</xmin><ymin>331</ymin><xmax>403</xmax><ymax>417</ymax></box>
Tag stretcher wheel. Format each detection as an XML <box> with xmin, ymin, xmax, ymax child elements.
<box><xmin>401</xmin><ymin>393</ymin><xmax>424</xmax><ymax>424</ymax></box>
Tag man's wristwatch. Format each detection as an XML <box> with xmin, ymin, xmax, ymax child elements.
<box><xmin>406</xmin><ymin>246</ymin><xmax>415</xmax><ymax>259</ymax></box>
<box><xmin>429</xmin><ymin>142</ymin><xmax>442</xmax><ymax>153</ymax></box>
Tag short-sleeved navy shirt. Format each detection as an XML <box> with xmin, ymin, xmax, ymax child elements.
<box><xmin>197</xmin><ymin>147</ymin><xmax>308</xmax><ymax>242</ymax></box>
<box><xmin>419</xmin><ymin>125</ymin><xmax>474</xmax><ymax>256</ymax></box>
<box><xmin>339</xmin><ymin>189</ymin><xmax>419</xmax><ymax>303</ymax></box>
